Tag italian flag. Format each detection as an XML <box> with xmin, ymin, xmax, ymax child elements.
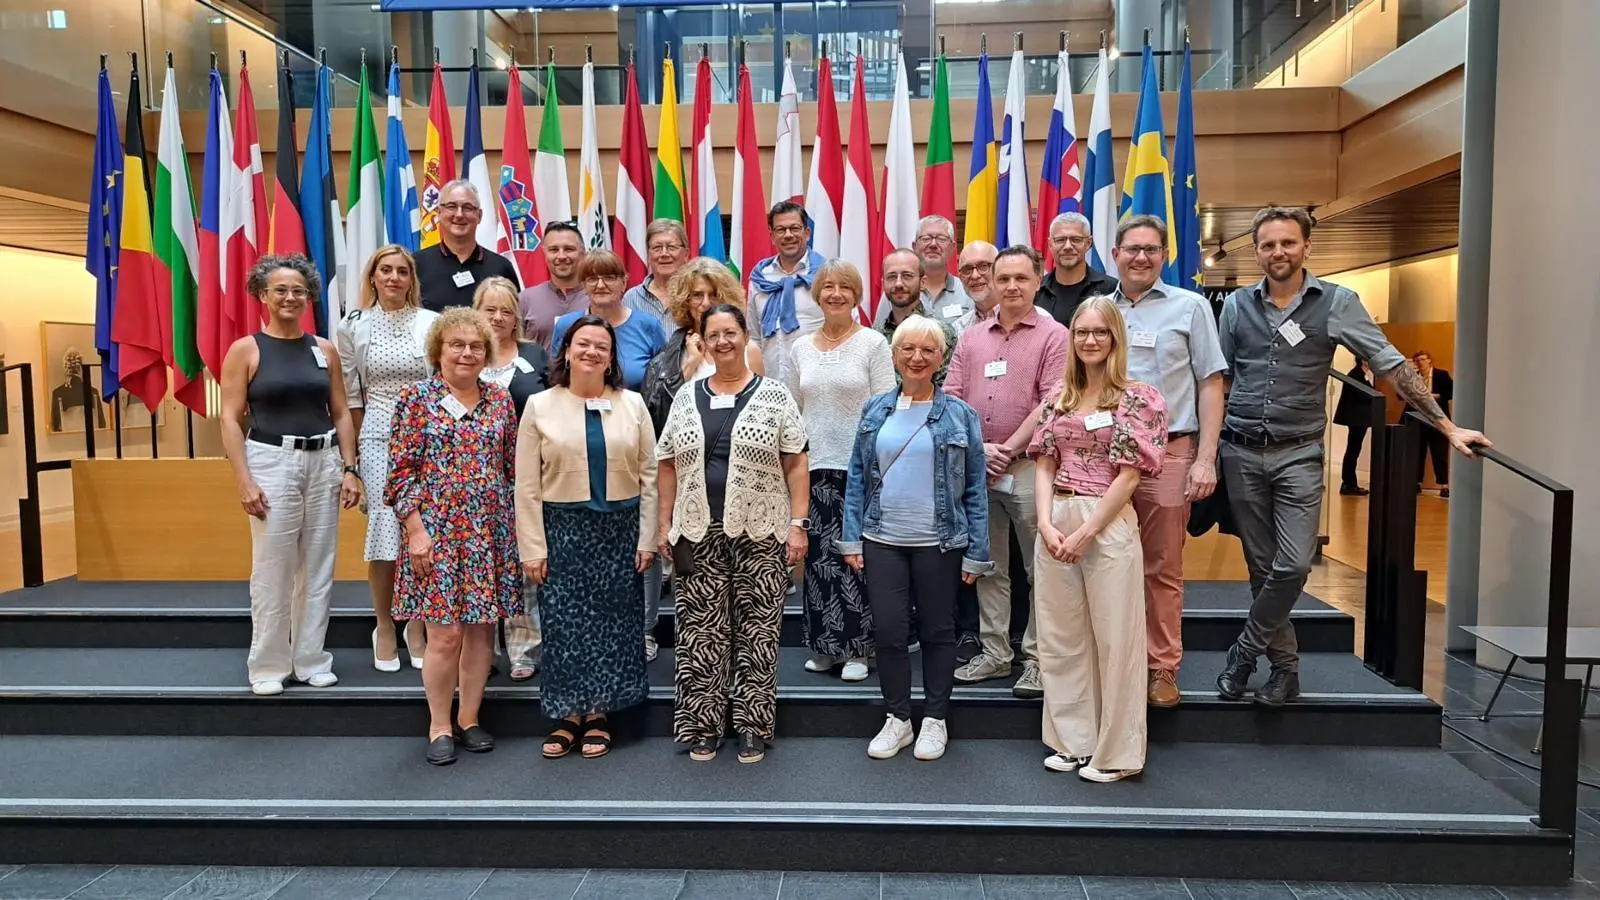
<box><xmin>653</xmin><ymin>57</ymin><xmax>686</xmax><ymax>228</ymax></box>
<box><xmin>154</xmin><ymin>63</ymin><xmax>206</xmax><ymax>416</ymax></box>
<box><xmin>533</xmin><ymin>62</ymin><xmax>571</xmax><ymax>223</ymax></box>
<box><xmin>921</xmin><ymin>51</ymin><xmax>956</xmax><ymax>271</ymax></box>
<box><xmin>344</xmin><ymin>63</ymin><xmax>385</xmax><ymax>309</ymax></box>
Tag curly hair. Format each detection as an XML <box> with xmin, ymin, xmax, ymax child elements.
<box><xmin>359</xmin><ymin>244</ymin><xmax>421</xmax><ymax>310</ymax></box>
<box><xmin>425</xmin><ymin>307</ymin><xmax>494</xmax><ymax>371</ymax></box>
<box><xmin>247</xmin><ymin>254</ymin><xmax>321</xmax><ymax>301</ymax></box>
<box><xmin>665</xmin><ymin>258</ymin><xmax>746</xmax><ymax>333</ymax></box>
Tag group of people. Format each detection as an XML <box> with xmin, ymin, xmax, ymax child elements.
<box><xmin>221</xmin><ymin>178</ymin><xmax>1491</xmax><ymax>781</ymax></box>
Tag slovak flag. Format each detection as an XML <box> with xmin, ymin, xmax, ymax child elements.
<box><xmin>1035</xmin><ymin>47</ymin><xmax>1082</xmax><ymax>253</ymax></box>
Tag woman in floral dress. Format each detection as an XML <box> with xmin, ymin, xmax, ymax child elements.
<box><xmin>386</xmin><ymin>308</ymin><xmax>522</xmax><ymax>766</ymax></box>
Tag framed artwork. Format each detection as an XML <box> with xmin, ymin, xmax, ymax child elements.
<box><xmin>38</xmin><ymin>321</ymin><xmax>163</xmax><ymax>435</ymax></box>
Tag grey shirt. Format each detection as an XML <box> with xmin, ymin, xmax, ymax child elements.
<box><xmin>1219</xmin><ymin>272</ymin><xmax>1407</xmax><ymax>440</ymax></box>
<box><xmin>623</xmin><ymin>279</ymin><xmax>678</xmax><ymax>340</ymax></box>
<box><xmin>921</xmin><ymin>274</ymin><xmax>973</xmax><ymax>327</ymax></box>
<box><xmin>1112</xmin><ymin>279</ymin><xmax>1228</xmax><ymax>435</ymax></box>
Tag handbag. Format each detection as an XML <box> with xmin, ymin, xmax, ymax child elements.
<box><xmin>671</xmin><ymin>537</ymin><xmax>697</xmax><ymax>576</ymax></box>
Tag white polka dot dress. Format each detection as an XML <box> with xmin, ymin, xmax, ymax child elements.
<box><xmin>357</xmin><ymin>307</ymin><xmax>431</xmax><ymax>562</ymax></box>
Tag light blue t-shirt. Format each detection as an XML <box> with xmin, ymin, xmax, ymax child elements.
<box><xmin>864</xmin><ymin>400</ymin><xmax>940</xmax><ymax>547</ymax></box>
<box><xmin>550</xmin><ymin>308</ymin><xmax>666</xmax><ymax>391</ymax></box>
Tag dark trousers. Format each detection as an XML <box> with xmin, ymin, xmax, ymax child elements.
<box><xmin>863</xmin><ymin>540</ymin><xmax>962</xmax><ymax>721</ymax></box>
<box><xmin>1417</xmin><ymin>428</ymin><xmax>1449</xmax><ymax>486</ymax></box>
<box><xmin>1341</xmin><ymin>424</ymin><xmax>1368</xmax><ymax>488</ymax></box>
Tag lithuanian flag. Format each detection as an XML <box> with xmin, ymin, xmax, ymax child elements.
<box><xmin>653</xmin><ymin>57</ymin><xmax>685</xmax><ymax>226</ymax></box>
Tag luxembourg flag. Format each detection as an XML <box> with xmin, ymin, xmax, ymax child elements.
<box><xmin>1034</xmin><ymin>47</ymin><xmax>1082</xmax><ymax>253</ymax></box>
<box><xmin>690</xmin><ymin>55</ymin><xmax>726</xmax><ymax>262</ymax></box>
<box><xmin>1084</xmin><ymin>46</ymin><xmax>1118</xmax><ymax>277</ymax></box>
<box><xmin>996</xmin><ymin>48</ymin><xmax>1031</xmax><ymax>249</ymax></box>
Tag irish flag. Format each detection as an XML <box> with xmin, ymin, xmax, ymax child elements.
<box><xmin>533</xmin><ymin>62</ymin><xmax>571</xmax><ymax>224</ymax></box>
<box><xmin>729</xmin><ymin>61</ymin><xmax>771</xmax><ymax>287</ymax></box>
<box><xmin>690</xmin><ymin>54</ymin><xmax>725</xmax><ymax>262</ymax></box>
<box><xmin>345</xmin><ymin>62</ymin><xmax>385</xmax><ymax>307</ymax></box>
<box><xmin>653</xmin><ymin>57</ymin><xmax>685</xmax><ymax>229</ymax></box>
<box><xmin>154</xmin><ymin>62</ymin><xmax>206</xmax><ymax>417</ymax></box>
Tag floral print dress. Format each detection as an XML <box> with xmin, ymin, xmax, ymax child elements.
<box><xmin>385</xmin><ymin>377</ymin><xmax>523</xmax><ymax>624</ymax></box>
<box><xmin>1027</xmin><ymin>382</ymin><xmax>1168</xmax><ymax>492</ymax></box>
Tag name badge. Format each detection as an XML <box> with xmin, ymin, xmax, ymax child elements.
<box><xmin>1130</xmin><ymin>330</ymin><xmax>1157</xmax><ymax>349</ymax></box>
<box><xmin>709</xmin><ymin>394</ymin><xmax>737</xmax><ymax>410</ymax></box>
<box><xmin>984</xmin><ymin>360</ymin><xmax>1008</xmax><ymax>378</ymax></box>
<box><xmin>1278</xmin><ymin>319</ymin><xmax>1307</xmax><ymax>346</ymax></box>
<box><xmin>991</xmin><ymin>474</ymin><xmax>1015</xmax><ymax>494</ymax></box>
<box><xmin>512</xmin><ymin>356</ymin><xmax>534</xmax><ymax>374</ymax></box>
<box><xmin>895</xmin><ymin>395</ymin><xmax>912</xmax><ymax>411</ymax></box>
<box><xmin>309</xmin><ymin>345</ymin><xmax>328</xmax><ymax>369</ymax></box>
<box><xmin>941</xmin><ymin>304</ymin><xmax>963</xmax><ymax>318</ymax></box>
<box><xmin>584</xmin><ymin>398</ymin><xmax>613</xmax><ymax>412</ymax></box>
<box><xmin>1083</xmin><ymin>410</ymin><xmax>1113</xmax><ymax>431</ymax></box>
<box><xmin>440</xmin><ymin>394</ymin><xmax>470</xmax><ymax>420</ymax></box>
<box><xmin>819</xmin><ymin>350</ymin><xmax>842</xmax><ymax>366</ymax></box>
<box><xmin>452</xmin><ymin>271</ymin><xmax>476</xmax><ymax>288</ymax></box>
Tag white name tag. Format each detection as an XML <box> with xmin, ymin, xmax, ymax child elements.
<box><xmin>440</xmin><ymin>394</ymin><xmax>470</xmax><ymax>420</ymax></box>
<box><xmin>992</xmin><ymin>474</ymin><xmax>1015</xmax><ymax>494</ymax></box>
<box><xmin>819</xmin><ymin>350</ymin><xmax>842</xmax><ymax>366</ymax></box>
<box><xmin>309</xmin><ymin>345</ymin><xmax>328</xmax><ymax>369</ymax></box>
<box><xmin>1278</xmin><ymin>319</ymin><xmax>1306</xmax><ymax>346</ymax></box>
<box><xmin>452</xmin><ymin>271</ymin><xmax>476</xmax><ymax>288</ymax></box>
<box><xmin>1130</xmin><ymin>330</ymin><xmax>1157</xmax><ymax>349</ymax></box>
<box><xmin>941</xmin><ymin>304</ymin><xmax>963</xmax><ymax>318</ymax></box>
<box><xmin>584</xmin><ymin>398</ymin><xmax>613</xmax><ymax>412</ymax></box>
<box><xmin>895</xmin><ymin>395</ymin><xmax>912</xmax><ymax>410</ymax></box>
<box><xmin>984</xmin><ymin>360</ymin><xmax>1008</xmax><ymax>378</ymax></box>
<box><xmin>512</xmin><ymin>356</ymin><xmax>534</xmax><ymax>374</ymax></box>
<box><xmin>709</xmin><ymin>394</ymin><xmax>737</xmax><ymax>410</ymax></box>
<box><xmin>1084</xmin><ymin>410</ymin><xmax>1113</xmax><ymax>431</ymax></box>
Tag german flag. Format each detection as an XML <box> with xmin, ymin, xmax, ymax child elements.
<box><xmin>111</xmin><ymin>57</ymin><xmax>170</xmax><ymax>415</ymax></box>
<box><xmin>267</xmin><ymin>62</ymin><xmax>315</xmax><ymax>334</ymax></box>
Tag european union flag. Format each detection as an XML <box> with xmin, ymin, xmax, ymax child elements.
<box><xmin>1172</xmin><ymin>41</ymin><xmax>1203</xmax><ymax>291</ymax></box>
<box><xmin>87</xmin><ymin>66</ymin><xmax>123</xmax><ymax>400</ymax></box>
<box><xmin>1119</xmin><ymin>44</ymin><xmax>1177</xmax><ymax>283</ymax></box>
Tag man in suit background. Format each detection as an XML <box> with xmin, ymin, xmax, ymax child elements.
<box><xmin>1333</xmin><ymin>361</ymin><xmax>1372</xmax><ymax>496</ymax></box>
<box><xmin>1411</xmin><ymin>351</ymin><xmax>1453</xmax><ymax>498</ymax></box>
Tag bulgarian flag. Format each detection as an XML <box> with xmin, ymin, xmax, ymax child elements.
<box><xmin>729</xmin><ymin>61</ymin><xmax>771</xmax><ymax>287</ymax></box>
<box><xmin>112</xmin><ymin>59</ymin><xmax>168</xmax><ymax>415</ymax></box>
<box><xmin>653</xmin><ymin>57</ymin><xmax>686</xmax><ymax>230</ymax></box>
<box><xmin>344</xmin><ymin>62</ymin><xmax>385</xmax><ymax>307</ymax></box>
<box><xmin>419</xmin><ymin>62</ymin><xmax>456</xmax><ymax>249</ymax></box>
<box><xmin>533</xmin><ymin>61</ymin><xmax>572</xmax><ymax>224</ymax></box>
<box><xmin>613</xmin><ymin>61</ymin><xmax>652</xmax><ymax>284</ymax></box>
<box><xmin>922</xmin><ymin>50</ymin><xmax>956</xmax><ymax>271</ymax></box>
<box><xmin>690</xmin><ymin>54</ymin><xmax>725</xmax><ymax>262</ymax></box>
<box><xmin>155</xmin><ymin>62</ymin><xmax>206</xmax><ymax>417</ymax></box>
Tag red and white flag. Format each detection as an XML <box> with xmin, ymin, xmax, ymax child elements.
<box><xmin>841</xmin><ymin>55</ymin><xmax>879</xmax><ymax>324</ymax></box>
<box><xmin>612</xmin><ymin>61</ymin><xmax>653</xmax><ymax>285</ymax></box>
<box><xmin>497</xmin><ymin>65</ymin><xmax>547</xmax><ymax>288</ymax></box>
<box><xmin>879</xmin><ymin>51</ymin><xmax>918</xmax><ymax>266</ymax></box>
<box><xmin>770</xmin><ymin>56</ymin><xmax>804</xmax><ymax>207</ymax></box>
<box><xmin>224</xmin><ymin>65</ymin><xmax>267</xmax><ymax>341</ymax></box>
<box><xmin>803</xmin><ymin>52</ymin><xmax>843</xmax><ymax>258</ymax></box>
<box><xmin>730</xmin><ymin>62</ymin><xmax>772</xmax><ymax>287</ymax></box>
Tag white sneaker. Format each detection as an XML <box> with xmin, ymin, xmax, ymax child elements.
<box><xmin>250</xmin><ymin>680</ymin><xmax>284</xmax><ymax>696</ymax></box>
<box><xmin>300</xmin><ymin>672</ymin><xmax>338</xmax><ymax>688</ymax></box>
<box><xmin>644</xmin><ymin>635</ymin><xmax>659</xmax><ymax>662</ymax></box>
<box><xmin>1044</xmin><ymin>753</ymin><xmax>1089</xmax><ymax>773</ymax></box>
<box><xmin>840</xmin><ymin>658</ymin><xmax>870</xmax><ymax>681</ymax></box>
<box><xmin>804</xmin><ymin>654</ymin><xmax>839</xmax><ymax>673</ymax></box>
<box><xmin>1079</xmin><ymin>765</ymin><xmax>1142</xmax><ymax>783</ymax></box>
<box><xmin>914</xmin><ymin>718</ymin><xmax>948</xmax><ymax>760</ymax></box>
<box><xmin>867</xmin><ymin>715</ymin><xmax>914</xmax><ymax>759</ymax></box>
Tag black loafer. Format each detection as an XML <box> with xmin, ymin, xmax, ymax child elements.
<box><xmin>457</xmin><ymin>725</ymin><xmax>495</xmax><ymax>753</ymax></box>
<box><xmin>1255</xmin><ymin>670</ymin><xmax>1301</xmax><ymax>708</ymax></box>
<box><xmin>426</xmin><ymin>735</ymin><xmax>457</xmax><ymax>766</ymax></box>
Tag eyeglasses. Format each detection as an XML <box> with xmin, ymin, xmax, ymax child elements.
<box><xmin>772</xmin><ymin>225</ymin><xmax>807</xmax><ymax>237</ymax></box>
<box><xmin>439</xmin><ymin>202</ymin><xmax>480</xmax><ymax>215</ymax></box>
<box><xmin>444</xmin><ymin>340</ymin><xmax>487</xmax><ymax>355</ymax></box>
<box><xmin>268</xmin><ymin>287</ymin><xmax>310</xmax><ymax>299</ymax></box>
<box><xmin>583</xmin><ymin>274</ymin><xmax>626</xmax><ymax>286</ymax></box>
<box><xmin>915</xmin><ymin>234</ymin><xmax>953</xmax><ymax>246</ymax></box>
<box><xmin>1072</xmin><ymin>328</ymin><xmax>1114</xmax><ymax>342</ymax></box>
<box><xmin>1118</xmin><ymin>245</ymin><xmax>1164</xmax><ymax>258</ymax></box>
<box><xmin>648</xmin><ymin>242</ymin><xmax>685</xmax><ymax>254</ymax></box>
<box><xmin>1050</xmin><ymin>235</ymin><xmax>1091</xmax><ymax>248</ymax></box>
<box><xmin>957</xmin><ymin>262</ymin><xmax>993</xmax><ymax>276</ymax></box>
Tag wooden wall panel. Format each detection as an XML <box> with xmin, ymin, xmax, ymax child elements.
<box><xmin>1338</xmin><ymin>73</ymin><xmax>1462</xmax><ymax>198</ymax></box>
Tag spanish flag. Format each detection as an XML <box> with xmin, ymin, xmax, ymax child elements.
<box><xmin>1119</xmin><ymin>44</ymin><xmax>1178</xmax><ymax>282</ymax></box>
<box><xmin>111</xmin><ymin>58</ymin><xmax>170</xmax><ymax>415</ymax></box>
<box><xmin>962</xmin><ymin>51</ymin><xmax>997</xmax><ymax>246</ymax></box>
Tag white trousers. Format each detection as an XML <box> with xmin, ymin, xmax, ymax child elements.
<box><xmin>245</xmin><ymin>441</ymin><xmax>341</xmax><ymax>683</ymax></box>
<box><xmin>1035</xmin><ymin>496</ymin><xmax>1147</xmax><ymax>772</ymax></box>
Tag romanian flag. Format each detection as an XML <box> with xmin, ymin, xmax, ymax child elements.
<box><xmin>111</xmin><ymin>59</ymin><xmax>168</xmax><ymax>415</ymax></box>
<box><xmin>963</xmin><ymin>51</ymin><xmax>998</xmax><ymax>246</ymax></box>
<box><xmin>1172</xmin><ymin>41</ymin><xmax>1204</xmax><ymax>291</ymax></box>
<box><xmin>921</xmin><ymin>51</ymin><xmax>955</xmax><ymax>271</ymax></box>
<box><xmin>88</xmin><ymin>65</ymin><xmax>123</xmax><ymax>400</ymax></box>
<box><xmin>653</xmin><ymin>57</ymin><xmax>685</xmax><ymax>227</ymax></box>
<box><xmin>420</xmin><ymin>63</ymin><xmax>456</xmax><ymax>249</ymax></box>
<box><xmin>1119</xmin><ymin>44</ymin><xmax>1178</xmax><ymax>282</ymax></box>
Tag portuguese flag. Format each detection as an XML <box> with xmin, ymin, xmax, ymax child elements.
<box><xmin>921</xmin><ymin>51</ymin><xmax>956</xmax><ymax>271</ymax></box>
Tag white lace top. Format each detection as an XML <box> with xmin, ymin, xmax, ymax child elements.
<box><xmin>785</xmin><ymin>328</ymin><xmax>896</xmax><ymax>471</ymax></box>
<box><xmin>656</xmin><ymin>377</ymin><xmax>808</xmax><ymax>543</ymax></box>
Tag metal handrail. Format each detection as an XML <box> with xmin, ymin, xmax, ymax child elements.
<box><xmin>1328</xmin><ymin>367</ymin><xmax>1398</xmax><ymax>675</ymax></box>
<box><xmin>1</xmin><ymin>362</ymin><xmax>44</xmax><ymax>587</ymax></box>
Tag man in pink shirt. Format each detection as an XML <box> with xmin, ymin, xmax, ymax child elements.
<box><xmin>944</xmin><ymin>245</ymin><xmax>1069</xmax><ymax>698</ymax></box>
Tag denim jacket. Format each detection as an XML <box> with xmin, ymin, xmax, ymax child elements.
<box><xmin>837</xmin><ymin>388</ymin><xmax>994</xmax><ymax>576</ymax></box>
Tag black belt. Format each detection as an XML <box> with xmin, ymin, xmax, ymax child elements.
<box><xmin>1220</xmin><ymin>428</ymin><xmax>1320</xmax><ymax>450</ymax></box>
<box><xmin>249</xmin><ymin>429</ymin><xmax>336</xmax><ymax>451</ymax></box>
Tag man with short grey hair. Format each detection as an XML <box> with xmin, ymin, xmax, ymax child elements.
<box><xmin>914</xmin><ymin>215</ymin><xmax>972</xmax><ymax>327</ymax></box>
<box><xmin>416</xmin><ymin>179</ymin><xmax>519</xmax><ymax>312</ymax></box>
<box><xmin>1037</xmin><ymin>212</ymin><xmax>1117</xmax><ymax>325</ymax></box>
<box><xmin>1215</xmin><ymin>206</ymin><xmax>1489</xmax><ymax>706</ymax></box>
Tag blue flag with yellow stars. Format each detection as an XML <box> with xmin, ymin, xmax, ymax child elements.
<box><xmin>1172</xmin><ymin>41</ymin><xmax>1203</xmax><ymax>291</ymax></box>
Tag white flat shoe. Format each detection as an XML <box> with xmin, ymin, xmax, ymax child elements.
<box><xmin>250</xmin><ymin>680</ymin><xmax>284</xmax><ymax>696</ymax></box>
<box><xmin>804</xmin><ymin>654</ymin><xmax>839</xmax><ymax>673</ymax></box>
<box><xmin>1079</xmin><ymin>765</ymin><xmax>1142</xmax><ymax>783</ymax></box>
<box><xmin>840</xmin><ymin>658</ymin><xmax>870</xmax><ymax>682</ymax></box>
<box><xmin>372</xmin><ymin>628</ymin><xmax>401</xmax><ymax>673</ymax></box>
<box><xmin>299</xmin><ymin>672</ymin><xmax>338</xmax><ymax>688</ymax></box>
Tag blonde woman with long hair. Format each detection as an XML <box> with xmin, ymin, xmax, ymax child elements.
<box><xmin>1026</xmin><ymin>296</ymin><xmax>1168</xmax><ymax>783</ymax></box>
<box><xmin>336</xmin><ymin>244</ymin><xmax>440</xmax><ymax>672</ymax></box>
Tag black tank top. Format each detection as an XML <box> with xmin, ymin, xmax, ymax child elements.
<box><xmin>247</xmin><ymin>333</ymin><xmax>335</xmax><ymax>437</ymax></box>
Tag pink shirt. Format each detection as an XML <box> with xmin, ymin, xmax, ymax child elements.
<box><xmin>1027</xmin><ymin>382</ymin><xmax>1168</xmax><ymax>496</ymax></box>
<box><xmin>944</xmin><ymin>308</ymin><xmax>1069</xmax><ymax>443</ymax></box>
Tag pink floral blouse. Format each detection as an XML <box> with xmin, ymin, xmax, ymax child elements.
<box><xmin>1026</xmin><ymin>382</ymin><xmax>1168</xmax><ymax>496</ymax></box>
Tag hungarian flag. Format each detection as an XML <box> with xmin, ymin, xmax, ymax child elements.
<box><xmin>419</xmin><ymin>63</ymin><xmax>456</xmax><ymax>250</ymax></box>
<box><xmin>111</xmin><ymin>60</ymin><xmax>168</xmax><ymax>415</ymax></box>
<box><xmin>612</xmin><ymin>61</ymin><xmax>652</xmax><ymax>284</ymax></box>
<box><xmin>268</xmin><ymin>63</ymin><xmax>315</xmax><ymax>335</ymax></box>
<box><xmin>1035</xmin><ymin>46</ymin><xmax>1082</xmax><ymax>254</ymax></box>
<box><xmin>922</xmin><ymin>50</ymin><xmax>956</xmax><ymax>269</ymax></box>
<box><xmin>88</xmin><ymin>65</ymin><xmax>124</xmax><ymax>400</ymax></box>
<box><xmin>533</xmin><ymin>62</ymin><xmax>571</xmax><ymax>224</ymax></box>
<box><xmin>225</xmin><ymin>64</ymin><xmax>267</xmax><ymax>344</ymax></box>
<box><xmin>653</xmin><ymin>57</ymin><xmax>686</xmax><ymax>231</ymax></box>
<box><xmin>464</xmin><ymin>61</ymin><xmax>502</xmax><ymax>252</ymax></box>
<box><xmin>345</xmin><ymin>61</ymin><xmax>386</xmax><ymax>305</ymax></box>
<box><xmin>729</xmin><ymin>62</ymin><xmax>771</xmax><ymax>288</ymax></box>
<box><xmin>155</xmin><ymin>63</ymin><xmax>206</xmax><ymax>417</ymax></box>
<box><xmin>301</xmin><ymin>62</ymin><xmax>346</xmax><ymax>334</ymax></box>
<box><xmin>576</xmin><ymin>59</ymin><xmax>610</xmax><ymax>251</ymax></box>
<box><xmin>770</xmin><ymin>56</ymin><xmax>803</xmax><ymax>207</ymax></box>
<box><xmin>383</xmin><ymin>60</ymin><xmax>420</xmax><ymax>252</ymax></box>
<box><xmin>497</xmin><ymin>64</ymin><xmax>547</xmax><ymax>287</ymax></box>
<box><xmin>880</xmin><ymin>51</ymin><xmax>918</xmax><ymax>267</ymax></box>
<box><xmin>840</xmin><ymin>55</ymin><xmax>879</xmax><ymax>324</ymax></box>
<box><xmin>690</xmin><ymin>55</ymin><xmax>725</xmax><ymax>262</ymax></box>
<box><xmin>804</xmin><ymin>52</ymin><xmax>843</xmax><ymax>258</ymax></box>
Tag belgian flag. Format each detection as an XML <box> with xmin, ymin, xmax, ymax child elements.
<box><xmin>267</xmin><ymin>61</ymin><xmax>315</xmax><ymax>334</ymax></box>
<box><xmin>111</xmin><ymin>56</ymin><xmax>170</xmax><ymax>415</ymax></box>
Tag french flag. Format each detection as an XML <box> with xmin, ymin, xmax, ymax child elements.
<box><xmin>1034</xmin><ymin>47</ymin><xmax>1082</xmax><ymax>253</ymax></box>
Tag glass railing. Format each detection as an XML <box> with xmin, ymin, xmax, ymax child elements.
<box><xmin>1245</xmin><ymin>0</ymin><xmax>1465</xmax><ymax>89</ymax></box>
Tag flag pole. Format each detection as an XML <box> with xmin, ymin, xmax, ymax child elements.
<box><xmin>938</xmin><ymin>34</ymin><xmax>945</xmax><ymax>56</ymax></box>
<box><xmin>784</xmin><ymin>40</ymin><xmax>791</xmax><ymax>62</ymax></box>
<box><xmin>241</xmin><ymin>49</ymin><xmax>247</xmax><ymax>69</ymax></box>
<box><xmin>1061</xmin><ymin>30</ymin><xmax>1068</xmax><ymax>52</ymax></box>
<box><xmin>166</xmin><ymin>50</ymin><xmax>173</xmax><ymax>69</ymax></box>
<box><xmin>548</xmin><ymin>45</ymin><xmax>555</xmax><ymax>65</ymax></box>
<box><xmin>628</xmin><ymin>44</ymin><xmax>634</xmax><ymax>67</ymax></box>
<box><xmin>319</xmin><ymin>47</ymin><xmax>326</xmax><ymax>68</ymax></box>
<box><xmin>586</xmin><ymin>44</ymin><xmax>593</xmax><ymax>64</ymax></box>
<box><xmin>433</xmin><ymin>46</ymin><xmax>440</xmax><ymax>66</ymax></box>
<box><xmin>100</xmin><ymin>52</ymin><xmax>107</xmax><ymax>71</ymax></box>
<box><xmin>739</xmin><ymin>38</ymin><xmax>746</xmax><ymax>69</ymax></box>
<box><xmin>980</xmin><ymin>33</ymin><xmax>986</xmax><ymax>55</ymax></box>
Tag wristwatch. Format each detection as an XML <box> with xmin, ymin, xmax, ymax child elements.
<box><xmin>343</xmin><ymin>464</ymin><xmax>362</xmax><ymax>478</ymax></box>
<box><xmin>790</xmin><ymin>518</ymin><xmax>812</xmax><ymax>530</ymax></box>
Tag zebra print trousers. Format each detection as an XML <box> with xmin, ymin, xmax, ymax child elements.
<box><xmin>672</xmin><ymin>528</ymin><xmax>789</xmax><ymax>743</ymax></box>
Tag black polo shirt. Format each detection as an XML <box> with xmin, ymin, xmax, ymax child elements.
<box><xmin>416</xmin><ymin>242</ymin><xmax>520</xmax><ymax>312</ymax></box>
<box><xmin>1036</xmin><ymin>268</ymin><xmax>1119</xmax><ymax>325</ymax></box>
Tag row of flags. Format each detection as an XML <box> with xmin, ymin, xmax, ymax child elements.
<box><xmin>87</xmin><ymin>42</ymin><xmax>1204</xmax><ymax>415</ymax></box>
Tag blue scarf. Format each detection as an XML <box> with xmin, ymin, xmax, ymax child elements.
<box><xmin>749</xmin><ymin>250</ymin><xmax>826</xmax><ymax>339</ymax></box>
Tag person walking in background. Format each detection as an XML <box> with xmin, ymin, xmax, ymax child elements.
<box><xmin>516</xmin><ymin>315</ymin><xmax>658</xmax><ymax>760</ymax></box>
<box><xmin>839</xmin><ymin>316</ymin><xmax>991</xmax><ymax>762</ymax></box>
<box><xmin>220</xmin><ymin>255</ymin><xmax>362</xmax><ymax>696</ymax></box>
<box><xmin>1030</xmin><ymin>297</ymin><xmax>1168</xmax><ymax>783</ymax></box>
<box><xmin>551</xmin><ymin>249</ymin><xmax>666</xmax><ymax>392</ymax></box>
<box><xmin>786</xmin><ymin>260</ymin><xmax>896</xmax><ymax>683</ymax></box>
<box><xmin>1334</xmin><ymin>361</ymin><xmax>1372</xmax><ymax>496</ymax></box>
<box><xmin>655</xmin><ymin>304</ymin><xmax>810</xmax><ymax>764</ymax></box>
<box><xmin>386</xmin><ymin>309</ymin><xmax>522</xmax><ymax>766</ymax></box>
<box><xmin>337</xmin><ymin>245</ymin><xmax>439</xmax><ymax>673</ymax></box>
<box><xmin>1411</xmin><ymin>351</ymin><xmax>1454</xmax><ymax>498</ymax></box>
<box><xmin>474</xmin><ymin>277</ymin><xmax>550</xmax><ymax>681</ymax></box>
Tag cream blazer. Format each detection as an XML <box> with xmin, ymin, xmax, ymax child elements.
<box><xmin>514</xmin><ymin>386</ymin><xmax>659</xmax><ymax>560</ymax></box>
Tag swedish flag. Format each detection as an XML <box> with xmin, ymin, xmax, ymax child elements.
<box><xmin>1172</xmin><ymin>41</ymin><xmax>1203</xmax><ymax>290</ymax></box>
<box><xmin>1119</xmin><ymin>44</ymin><xmax>1177</xmax><ymax>283</ymax></box>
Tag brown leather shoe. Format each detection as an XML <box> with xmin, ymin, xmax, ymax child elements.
<box><xmin>1148</xmin><ymin>669</ymin><xmax>1181</xmax><ymax>708</ymax></box>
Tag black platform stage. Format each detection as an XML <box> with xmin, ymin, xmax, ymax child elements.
<box><xmin>0</xmin><ymin>578</ymin><xmax>1572</xmax><ymax>885</ymax></box>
